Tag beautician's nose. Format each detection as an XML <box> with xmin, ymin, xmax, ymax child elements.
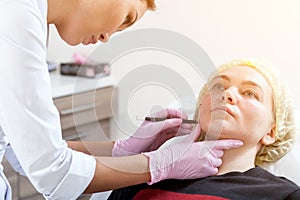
<box><xmin>220</xmin><ymin>88</ymin><xmax>237</xmax><ymax>104</ymax></box>
<box><xmin>99</xmin><ymin>33</ymin><xmax>110</xmax><ymax>43</ymax></box>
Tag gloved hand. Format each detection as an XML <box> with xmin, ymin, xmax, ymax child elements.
<box><xmin>112</xmin><ymin>108</ymin><xmax>192</xmax><ymax>157</ymax></box>
<box><xmin>142</xmin><ymin>124</ymin><xmax>243</xmax><ymax>184</ymax></box>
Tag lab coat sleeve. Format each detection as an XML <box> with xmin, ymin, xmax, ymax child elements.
<box><xmin>4</xmin><ymin>144</ymin><xmax>26</xmax><ymax>176</ymax></box>
<box><xmin>0</xmin><ymin>1</ymin><xmax>96</xmax><ymax>199</ymax></box>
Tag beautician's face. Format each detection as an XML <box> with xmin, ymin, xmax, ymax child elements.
<box><xmin>55</xmin><ymin>0</ymin><xmax>148</xmax><ymax>45</ymax></box>
<box><xmin>199</xmin><ymin>66</ymin><xmax>274</xmax><ymax>146</ymax></box>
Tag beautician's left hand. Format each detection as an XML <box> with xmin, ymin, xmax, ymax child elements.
<box><xmin>112</xmin><ymin>108</ymin><xmax>192</xmax><ymax>157</ymax></box>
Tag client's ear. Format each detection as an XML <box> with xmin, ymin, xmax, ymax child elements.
<box><xmin>261</xmin><ymin>125</ymin><xmax>276</xmax><ymax>145</ymax></box>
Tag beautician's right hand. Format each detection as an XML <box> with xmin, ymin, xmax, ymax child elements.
<box><xmin>142</xmin><ymin>124</ymin><xmax>243</xmax><ymax>185</ymax></box>
<box><xmin>112</xmin><ymin>108</ymin><xmax>192</xmax><ymax>157</ymax></box>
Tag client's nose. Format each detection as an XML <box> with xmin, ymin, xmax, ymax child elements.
<box><xmin>220</xmin><ymin>89</ymin><xmax>237</xmax><ymax>104</ymax></box>
<box><xmin>99</xmin><ymin>33</ymin><xmax>110</xmax><ymax>43</ymax></box>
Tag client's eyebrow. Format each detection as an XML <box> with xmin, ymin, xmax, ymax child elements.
<box><xmin>211</xmin><ymin>75</ymin><xmax>230</xmax><ymax>82</ymax></box>
<box><xmin>211</xmin><ymin>75</ymin><xmax>264</xmax><ymax>93</ymax></box>
<box><xmin>241</xmin><ymin>80</ymin><xmax>264</xmax><ymax>93</ymax></box>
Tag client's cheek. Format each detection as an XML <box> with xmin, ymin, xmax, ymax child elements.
<box><xmin>197</xmin><ymin>95</ymin><xmax>212</xmax><ymax>140</ymax></box>
<box><xmin>199</xmin><ymin>115</ymin><xmax>210</xmax><ymax>134</ymax></box>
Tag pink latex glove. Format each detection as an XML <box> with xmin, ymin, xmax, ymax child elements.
<box><xmin>112</xmin><ymin>108</ymin><xmax>192</xmax><ymax>157</ymax></box>
<box><xmin>142</xmin><ymin>124</ymin><xmax>244</xmax><ymax>185</ymax></box>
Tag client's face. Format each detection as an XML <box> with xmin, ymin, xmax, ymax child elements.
<box><xmin>199</xmin><ymin>66</ymin><xmax>275</xmax><ymax>146</ymax></box>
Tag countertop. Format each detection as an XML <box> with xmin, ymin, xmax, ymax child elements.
<box><xmin>49</xmin><ymin>69</ymin><xmax>114</xmax><ymax>99</ymax></box>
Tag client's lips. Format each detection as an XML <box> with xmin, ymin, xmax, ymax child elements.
<box><xmin>82</xmin><ymin>36</ymin><xmax>96</xmax><ymax>45</ymax></box>
<box><xmin>90</xmin><ymin>35</ymin><xmax>97</xmax><ymax>44</ymax></box>
<box><xmin>211</xmin><ymin>106</ymin><xmax>234</xmax><ymax>117</ymax></box>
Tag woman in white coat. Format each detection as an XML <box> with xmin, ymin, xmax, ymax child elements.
<box><xmin>0</xmin><ymin>0</ymin><xmax>242</xmax><ymax>199</ymax></box>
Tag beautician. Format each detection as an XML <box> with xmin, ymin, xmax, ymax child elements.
<box><xmin>0</xmin><ymin>0</ymin><xmax>243</xmax><ymax>199</ymax></box>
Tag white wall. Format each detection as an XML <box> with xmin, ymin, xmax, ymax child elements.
<box><xmin>47</xmin><ymin>0</ymin><xmax>300</xmax><ymax>139</ymax></box>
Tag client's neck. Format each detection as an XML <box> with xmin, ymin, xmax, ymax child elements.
<box><xmin>216</xmin><ymin>144</ymin><xmax>258</xmax><ymax>175</ymax></box>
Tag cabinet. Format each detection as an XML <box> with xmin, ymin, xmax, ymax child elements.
<box><xmin>3</xmin><ymin>86</ymin><xmax>115</xmax><ymax>199</ymax></box>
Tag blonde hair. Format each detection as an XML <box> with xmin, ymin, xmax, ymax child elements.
<box><xmin>144</xmin><ymin>0</ymin><xmax>156</xmax><ymax>10</ymax></box>
<box><xmin>193</xmin><ymin>59</ymin><xmax>296</xmax><ymax>165</ymax></box>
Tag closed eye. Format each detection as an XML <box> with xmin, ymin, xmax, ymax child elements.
<box><xmin>122</xmin><ymin>11</ymin><xmax>138</xmax><ymax>26</ymax></box>
<box><xmin>122</xmin><ymin>16</ymin><xmax>131</xmax><ymax>25</ymax></box>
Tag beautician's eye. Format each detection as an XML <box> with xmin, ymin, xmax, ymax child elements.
<box><xmin>122</xmin><ymin>14</ymin><xmax>132</xmax><ymax>25</ymax></box>
<box><xmin>123</xmin><ymin>16</ymin><xmax>131</xmax><ymax>25</ymax></box>
<box><xmin>212</xmin><ymin>83</ymin><xmax>225</xmax><ymax>91</ymax></box>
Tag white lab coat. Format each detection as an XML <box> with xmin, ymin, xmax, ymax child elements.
<box><xmin>0</xmin><ymin>130</ymin><xmax>11</xmax><ymax>200</ymax></box>
<box><xmin>0</xmin><ymin>0</ymin><xmax>96</xmax><ymax>199</ymax></box>
<box><xmin>0</xmin><ymin>132</ymin><xmax>26</xmax><ymax>200</ymax></box>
